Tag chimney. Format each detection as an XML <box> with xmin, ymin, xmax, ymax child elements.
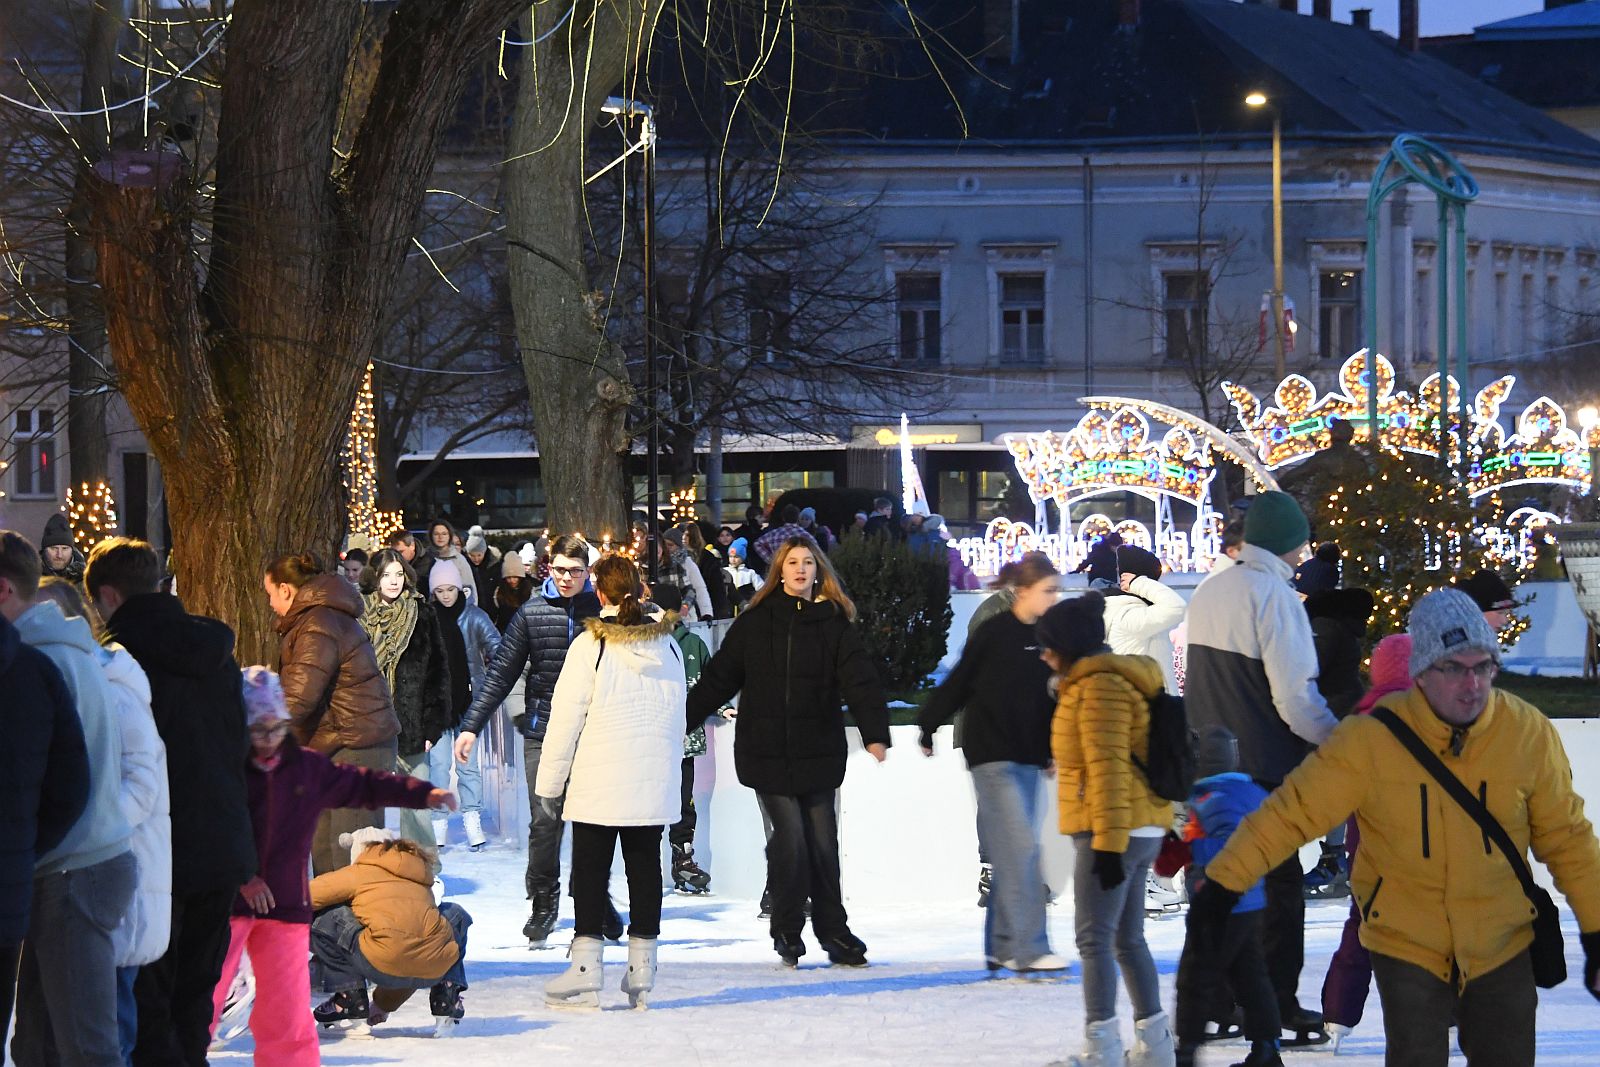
<box><xmin>1352</xmin><ymin>8</ymin><xmax>1372</xmax><ymax>29</ymax></box>
<box><xmin>1398</xmin><ymin>0</ymin><xmax>1419</xmax><ymax>51</ymax></box>
<box><xmin>1313</xmin><ymin>0</ymin><xmax>1332</xmax><ymax>18</ymax></box>
<box><xmin>1119</xmin><ymin>0</ymin><xmax>1141</xmax><ymax>30</ymax></box>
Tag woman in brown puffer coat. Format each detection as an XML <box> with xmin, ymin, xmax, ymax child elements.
<box><xmin>264</xmin><ymin>551</ymin><xmax>401</xmax><ymax>873</ymax></box>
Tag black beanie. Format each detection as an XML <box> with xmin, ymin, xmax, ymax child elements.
<box><xmin>1115</xmin><ymin>544</ymin><xmax>1163</xmax><ymax>583</ymax></box>
<box><xmin>1037</xmin><ymin>591</ymin><xmax>1108</xmax><ymax>664</ymax></box>
<box><xmin>41</xmin><ymin>513</ymin><xmax>72</xmax><ymax>550</ymax></box>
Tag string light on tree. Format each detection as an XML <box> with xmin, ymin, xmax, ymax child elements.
<box><xmin>670</xmin><ymin>485</ymin><xmax>698</xmax><ymax>526</ymax></box>
<box><xmin>342</xmin><ymin>361</ymin><xmax>404</xmax><ymax>546</ymax></box>
<box><xmin>65</xmin><ymin>480</ymin><xmax>118</xmax><ymax>551</ymax></box>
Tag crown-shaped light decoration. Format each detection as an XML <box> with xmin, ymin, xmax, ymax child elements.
<box><xmin>1005</xmin><ymin>405</ymin><xmax>1216</xmax><ymax>511</ymax></box>
<box><xmin>1224</xmin><ymin>350</ymin><xmax>1594</xmax><ymax>497</ymax></box>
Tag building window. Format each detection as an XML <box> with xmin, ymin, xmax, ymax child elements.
<box><xmin>895</xmin><ymin>273</ymin><xmax>941</xmax><ymax>363</ymax></box>
<box><xmin>998</xmin><ymin>273</ymin><xmax>1046</xmax><ymax>363</ymax></box>
<box><xmin>1317</xmin><ymin>270</ymin><xmax>1361</xmax><ymax>360</ymax></box>
<box><xmin>13</xmin><ymin>407</ymin><xmax>55</xmax><ymax>498</ymax></box>
<box><xmin>746</xmin><ymin>273</ymin><xmax>791</xmax><ymax>363</ymax></box>
<box><xmin>1162</xmin><ymin>272</ymin><xmax>1207</xmax><ymax>363</ymax></box>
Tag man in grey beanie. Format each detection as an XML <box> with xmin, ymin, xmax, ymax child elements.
<box><xmin>1189</xmin><ymin>586</ymin><xmax>1600</xmax><ymax>1066</ymax></box>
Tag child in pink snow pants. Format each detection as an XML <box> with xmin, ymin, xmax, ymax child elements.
<box><xmin>212</xmin><ymin>667</ymin><xmax>454</xmax><ymax>1063</ymax></box>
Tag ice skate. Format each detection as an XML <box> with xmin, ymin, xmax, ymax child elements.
<box><xmin>620</xmin><ymin>936</ymin><xmax>658</xmax><ymax>1008</ymax></box>
<box><xmin>215</xmin><ymin>966</ymin><xmax>254</xmax><ymax>1042</ymax></box>
<box><xmin>602</xmin><ymin>897</ymin><xmax>626</xmax><ymax>942</ymax></box>
<box><xmin>524</xmin><ymin>893</ymin><xmax>559</xmax><ymax>949</ymax></box>
<box><xmin>430</xmin><ymin>980</ymin><xmax>466</xmax><ymax>1035</ymax></box>
<box><xmin>1198</xmin><ymin>1007</ymin><xmax>1243</xmax><ymax>1043</ymax></box>
<box><xmin>432</xmin><ymin>816</ymin><xmax>449</xmax><ymax>849</ymax></box>
<box><xmin>1229</xmin><ymin>1041</ymin><xmax>1285</xmax><ymax>1067</ymax></box>
<box><xmin>977</xmin><ymin>862</ymin><xmax>993</xmax><ymax>907</ymax></box>
<box><xmin>1327</xmin><ymin>1023</ymin><xmax>1351</xmax><ymax>1053</ymax></box>
<box><xmin>545</xmin><ymin>936</ymin><xmax>604</xmax><ymax>1008</ymax></box>
<box><xmin>774</xmin><ymin>933</ymin><xmax>806</xmax><ymax>968</ymax></box>
<box><xmin>1127</xmin><ymin>1010</ymin><xmax>1175</xmax><ymax>1067</ymax></box>
<box><xmin>820</xmin><ymin>931</ymin><xmax>869</xmax><ymax>968</ymax></box>
<box><xmin>1001</xmin><ymin>952</ymin><xmax>1068</xmax><ymax>974</ymax></box>
<box><xmin>672</xmin><ymin>843</ymin><xmax>711</xmax><ymax>895</ymax></box>
<box><xmin>1302</xmin><ymin>844</ymin><xmax>1350</xmax><ymax>899</ymax></box>
<box><xmin>463</xmin><ymin>810</ymin><xmax>487</xmax><ymax>852</ymax></box>
<box><xmin>1279</xmin><ymin>1004</ymin><xmax>1331</xmax><ymax>1047</ymax></box>
<box><xmin>1056</xmin><ymin>1017</ymin><xmax>1122</xmax><ymax>1067</ymax></box>
<box><xmin>1145</xmin><ymin>871</ymin><xmax>1184</xmax><ymax>917</ymax></box>
<box><xmin>758</xmin><ymin>886</ymin><xmax>772</xmax><ymax>919</ymax></box>
<box><xmin>313</xmin><ymin>987</ymin><xmax>372</xmax><ymax>1036</ymax></box>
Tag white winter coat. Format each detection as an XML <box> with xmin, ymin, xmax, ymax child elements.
<box><xmin>102</xmin><ymin>645</ymin><xmax>172</xmax><ymax>967</ymax></box>
<box><xmin>1101</xmin><ymin>575</ymin><xmax>1186</xmax><ymax>691</ymax></box>
<box><xmin>535</xmin><ymin>612</ymin><xmax>687</xmax><ymax>827</ymax></box>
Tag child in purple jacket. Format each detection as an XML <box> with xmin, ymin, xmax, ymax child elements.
<box><xmin>209</xmin><ymin>667</ymin><xmax>454</xmax><ymax>1065</ymax></box>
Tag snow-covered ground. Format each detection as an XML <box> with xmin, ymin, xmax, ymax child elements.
<box><xmin>209</xmin><ymin>840</ymin><xmax>1600</xmax><ymax>1066</ymax></box>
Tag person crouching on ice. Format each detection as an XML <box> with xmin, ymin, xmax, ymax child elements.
<box><xmin>308</xmin><ymin>828</ymin><xmax>472</xmax><ymax>1036</ymax></box>
<box><xmin>211</xmin><ymin>668</ymin><xmax>455</xmax><ymax>1063</ymax></box>
<box><xmin>537</xmin><ymin>555</ymin><xmax>687</xmax><ymax>1009</ymax></box>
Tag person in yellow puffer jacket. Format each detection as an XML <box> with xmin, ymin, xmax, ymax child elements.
<box><xmin>1189</xmin><ymin>588</ymin><xmax>1600</xmax><ymax>1067</ymax></box>
<box><xmin>1039</xmin><ymin>591</ymin><xmax>1176</xmax><ymax>1067</ymax></box>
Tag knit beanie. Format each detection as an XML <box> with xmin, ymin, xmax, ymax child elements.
<box><xmin>501</xmin><ymin>551</ymin><xmax>528</xmax><ymax>580</ymax></box>
<box><xmin>1353</xmin><ymin>633</ymin><xmax>1415</xmax><ymax>716</ymax></box>
<box><xmin>799</xmin><ymin>507</ymin><xmax>817</xmax><ymax>524</ymax></box>
<box><xmin>1036</xmin><ymin>591</ymin><xmax>1108</xmax><ymax>663</ymax></box>
<box><xmin>1407</xmin><ymin>588</ymin><xmax>1501</xmax><ymax>679</ymax></box>
<box><xmin>240</xmin><ymin>666</ymin><xmax>289</xmax><ymax>726</ymax></box>
<box><xmin>1196</xmin><ymin>726</ymin><xmax>1240</xmax><ymax>779</ymax></box>
<box><xmin>1242</xmin><ymin>491</ymin><xmax>1311</xmax><ymax>557</ymax></box>
<box><xmin>730</xmin><ymin>537</ymin><xmax>749</xmax><ymax>561</ymax></box>
<box><xmin>428</xmin><ymin>559</ymin><xmax>460</xmax><ymax>596</ymax></box>
<box><xmin>41</xmin><ymin>513</ymin><xmax>72</xmax><ymax>550</ymax></box>
<box><xmin>1453</xmin><ymin>570</ymin><xmax>1517</xmax><ymax>613</ymax></box>
<box><xmin>1115</xmin><ymin>544</ymin><xmax>1163</xmax><ymax>583</ymax></box>
<box><xmin>338</xmin><ymin>826</ymin><xmax>398</xmax><ymax>865</ymax></box>
<box><xmin>464</xmin><ymin>525</ymin><xmax>488</xmax><ymax>556</ymax></box>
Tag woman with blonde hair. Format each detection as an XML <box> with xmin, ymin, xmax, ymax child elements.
<box><xmin>686</xmin><ymin>537</ymin><xmax>890</xmax><ymax>968</ymax></box>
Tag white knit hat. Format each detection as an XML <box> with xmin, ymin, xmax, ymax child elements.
<box><xmin>1407</xmin><ymin>588</ymin><xmax>1501</xmax><ymax>679</ymax></box>
<box><xmin>428</xmin><ymin>559</ymin><xmax>460</xmax><ymax>596</ymax></box>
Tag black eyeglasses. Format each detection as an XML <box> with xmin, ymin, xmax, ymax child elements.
<box><xmin>550</xmin><ymin>566</ymin><xmax>588</xmax><ymax>579</ymax></box>
<box><xmin>1429</xmin><ymin>660</ymin><xmax>1498</xmax><ymax>682</ymax></box>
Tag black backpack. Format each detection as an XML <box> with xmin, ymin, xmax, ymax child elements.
<box><xmin>1131</xmin><ymin>691</ymin><xmax>1197</xmax><ymax>802</ymax></box>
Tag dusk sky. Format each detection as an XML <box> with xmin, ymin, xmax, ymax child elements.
<box><xmin>1328</xmin><ymin>0</ymin><xmax>1561</xmax><ymax>36</ymax></box>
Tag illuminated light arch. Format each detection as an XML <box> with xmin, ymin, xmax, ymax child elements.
<box><xmin>1004</xmin><ymin>405</ymin><xmax>1218</xmax><ymax>511</ymax></box>
<box><xmin>1078</xmin><ymin>395</ymin><xmax>1282</xmax><ymax>493</ymax></box>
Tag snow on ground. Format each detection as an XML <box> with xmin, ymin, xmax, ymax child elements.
<box><xmin>210</xmin><ymin>841</ymin><xmax>1600</xmax><ymax>1066</ymax></box>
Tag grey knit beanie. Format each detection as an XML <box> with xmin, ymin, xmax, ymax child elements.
<box><xmin>1407</xmin><ymin>588</ymin><xmax>1501</xmax><ymax>679</ymax></box>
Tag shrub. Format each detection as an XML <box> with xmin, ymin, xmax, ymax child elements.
<box><xmin>831</xmin><ymin>532</ymin><xmax>953</xmax><ymax>694</ymax></box>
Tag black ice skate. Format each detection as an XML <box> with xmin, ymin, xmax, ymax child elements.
<box><xmin>672</xmin><ymin>843</ymin><xmax>711</xmax><ymax>895</ymax></box>
<box><xmin>820</xmin><ymin>931</ymin><xmax>869</xmax><ymax>968</ymax></box>
<box><xmin>603</xmin><ymin>897</ymin><xmax>626</xmax><ymax>942</ymax></box>
<box><xmin>774</xmin><ymin>933</ymin><xmax>806</xmax><ymax>968</ymax></box>
<box><xmin>1302</xmin><ymin>845</ymin><xmax>1351</xmax><ymax>899</ymax></box>
<box><xmin>1279</xmin><ymin>1004</ymin><xmax>1331</xmax><ymax>1047</ymax></box>
<box><xmin>524</xmin><ymin>894</ymin><xmax>559</xmax><ymax>949</ymax></box>
<box><xmin>758</xmin><ymin>886</ymin><xmax>772</xmax><ymax>919</ymax></box>
<box><xmin>1229</xmin><ymin>1041</ymin><xmax>1286</xmax><ymax>1067</ymax></box>
<box><xmin>313</xmin><ymin>987</ymin><xmax>371</xmax><ymax>1034</ymax></box>
<box><xmin>429</xmin><ymin>980</ymin><xmax>466</xmax><ymax>1037</ymax></box>
<box><xmin>977</xmin><ymin>863</ymin><xmax>993</xmax><ymax>908</ymax></box>
<box><xmin>1197</xmin><ymin>1007</ymin><xmax>1243</xmax><ymax>1043</ymax></box>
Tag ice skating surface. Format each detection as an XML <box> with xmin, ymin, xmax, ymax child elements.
<box><xmin>211</xmin><ymin>844</ymin><xmax>1600</xmax><ymax>1066</ymax></box>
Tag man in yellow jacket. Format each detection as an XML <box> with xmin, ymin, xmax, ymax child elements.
<box><xmin>1187</xmin><ymin>587</ymin><xmax>1600</xmax><ymax>1067</ymax></box>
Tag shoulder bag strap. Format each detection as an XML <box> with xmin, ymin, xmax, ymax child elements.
<box><xmin>1370</xmin><ymin>706</ymin><xmax>1541</xmax><ymax>903</ymax></box>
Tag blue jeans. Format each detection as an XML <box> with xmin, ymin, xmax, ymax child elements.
<box><xmin>1072</xmin><ymin>833</ymin><xmax>1164</xmax><ymax>1024</ymax></box>
<box><xmin>116</xmin><ymin>966</ymin><xmax>137</xmax><ymax>1065</ymax></box>
<box><xmin>969</xmin><ymin>761</ymin><xmax>1051</xmax><ymax>966</ymax></box>
<box><xmin>310</xmin><ymin>902</ymin><xmax>471</xmax><ymax>994</ymax></box>
<box><xmin>427</xmin><ymin>728</ymin><xmax>482</xmax><ymax>813</ymax></box>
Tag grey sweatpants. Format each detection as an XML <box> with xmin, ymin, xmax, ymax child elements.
<box><xmin>1071</xmin><ymin>833</ymin><xmax>1164</xmax><ymax>1024</ymax></box>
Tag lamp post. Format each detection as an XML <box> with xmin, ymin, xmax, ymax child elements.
<box><xmin>1246</xmin><ymin>91</ymin><xmax>1287</xmax><ymax>382</ymax></box>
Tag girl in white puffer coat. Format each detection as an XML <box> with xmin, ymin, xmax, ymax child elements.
<box><xmin>536</xmin><ymin>554</ymin><xmax>685</xmax><ymax>1010</ymax></box>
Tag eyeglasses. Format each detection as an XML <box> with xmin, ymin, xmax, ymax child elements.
<box><xmin>550</xmin><ymin>566</ymin><xmax>587</xmax><ymax>579</ymax></box>
<box><xmin>1429</xmin><ymin>660</ymin><xmax>1498</xmax><ymax>682</ymax></box>
<box><xmin>249</xmin><ymin>722</ymin><xmax>291</xmax><ymax>739</ymax></box>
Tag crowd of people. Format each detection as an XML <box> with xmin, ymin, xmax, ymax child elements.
<box><xmin>5</xmin><ymin>485</ymin><xmax>1600</xmax><ymax>1067</ymax></box>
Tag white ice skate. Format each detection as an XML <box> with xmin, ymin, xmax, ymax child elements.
<box><xmin>1144</xmin><ymin>871</ymin><xmax>1184</xmax><ymax>917</ymax></box>
<box><xmin>214</xmin><ymin>960</ymin><xmax>254</xmax><ymax>1045</ymax></box>
<box><xmin>545</xmin><ymin>936</ymin><xmax>604</xmax><ymax>1008</ymax></box>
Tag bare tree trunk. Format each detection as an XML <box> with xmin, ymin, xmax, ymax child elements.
<box><xmin>504</xmin><ymin>0</ymin><xmax>664</xmax><ymax>541</ymax></box>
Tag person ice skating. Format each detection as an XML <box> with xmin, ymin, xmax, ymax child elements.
<box><xmin>1073</xmin><ymin>531</ymin><xmax>1123</xmax><ymax>586</ymax></box>
<box><xmin>429</xmin><ymin>563</ymin><xmax>499</xmax><ymax>851</ymax></box>
<box><xmin>38</xmin><ymin>513</ymin><xmax>85</xmax><ymax>582</ymax></box>
<box><xmin>389</xmin><ymin>530</ymin><xmax>430</xmax><ymax>576</ymax></box>
<box><xmin>723</xmin><ymin>539</ymin><xmax>763</xmax><ymax>614</ymax></box>
<box><xmin>917</xmin><ymin>553</ymin><xmax>1064</xmax><ymax>973</ymax></box>
<box><xmin>1453</xmin><ymin>569</ymin><xmax>1520</xmax><ymax>633</ymax></box>
<box><xmin>88</xmin><ymin>538</ymin><xmax>256</xmax><ymax>1067</ymax></box>
<box><xmin>462</xmin><ymin>526</ymin><xmax>501</xmax><ymax>611</ymax></box>
<box><xmin>1187</xmin><ymin>588</ymin><xmax>1600</xmax><ymax>1067</ymax></box>
<box><xmin>654</xmin><ymin>526</ymin><xmax>713</xmax><ymax>622</ymax></box>
<box><xmin>211</xmin><ymin>667</ymin><xmax>454</xmax><ymax>1064</ymax></box>
<box><xmin>1301</xmin><ymin>587</ymin><xmax>1376</xmax><ymax>900</ymax></box>
<box><xmin>340</xmin><ymin>548</ymin><xmax>369</xmax><ymax>587</ymax></box>
<box><xmin>1</xmin><ymin>530</ymin><xmax>137</xmax><ymax>1067</ymax></box>
<box><xmin>426</xmin><ymin>519</ymin><xmax>477</xmax><ymax>604</ymax></box>
<box><xmin>308</xmin><ymin>830</ymin><xmax>472</xmax><ymax>1036</ymax></box>
<box><xmin>36</xmin><ymin>578</ymin><xmax>173</xmax><ymax>1065</ymax></box>
<box><xmin>1102</xmin><ymin>545</ymin><xmax>1186</xmax><ymax>693</ymax></box>
<box><xmin>686</xmin><ymin>537</ymin><xmax>890</xmax><ymax>969</ymax></box>
<box><xmin>263</xmin><ymin>551</ymin><xmax>401</xmax><ymax>875</ymax></box>
<box><xmin>361</xmin><ymin>550</ymin><xmax>454</xmax><ymax>852</ymax></box>
<box><xmin>1038</xmin><ymin>591</ymin><xmax>1175</xmax><ymax>1067</ymax></box>
<box><xmin>1173</xmin><ymin>728</ymin><xmax>1281</xmax><ymax>1067</ymax></box>
<box><xmin>651</xmin><ymin>585</ymin><xmax>715</xmax><ymax>895</ymax></box>
<box><xmin>752</xmin><ymin>505</ymin><xmax>812</xmax><ymax>569</ymax></box>
<box><xmin>0</xmin><ymin>592</ymin><xmax>89</xmax><ymax>1058</ymax></box>
<box><xmin>493</xmin><ymin>550</ymin><xmax>533</xmax><ymax>630</ymax></box>
<box><xmin>1181</xmin><ymin>492</ymin><xmax>1337</xmax><ymax>1044</ymax></box>
<box><xmin>454</xmin><ymin>534</ymin><xmax>607</xmax><ymax>948</ymax></box>
<box><xmin>1318</xmin><ymin>633</ymin><xmax>1412</xmax><ymax>1050</ymax></box>
<box><xmin>538</xmin><ymin>555</ymin><xmax>686</xmax><ymax>1009</ymax></box>
<box><xmin>1292</xmin><ymin>542</ymin><xmax>1341</xmax><ymax>598</ymax></box>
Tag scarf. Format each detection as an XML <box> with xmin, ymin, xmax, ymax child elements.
<box><xmin>362</xmin><ymin>591</ymin><xmax>419</xmax><ymax>698</ymax></box>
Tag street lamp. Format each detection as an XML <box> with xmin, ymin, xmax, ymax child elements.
<box><xmin>1246</xmin><ymin>90</ymin><xmax>1286</xmax><ymax>382</ymax></box>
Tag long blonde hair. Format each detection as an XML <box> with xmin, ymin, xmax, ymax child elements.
<box><xmin>749</xmin><ymin>536</ymin><xmax>856</xmax><ymax>621</ymax></box>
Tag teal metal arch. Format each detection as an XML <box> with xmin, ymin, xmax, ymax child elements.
<box><xmin>1363</xmin><ymin>135</ymin><xmax>1480</xmax><ymax>460</ymax></box>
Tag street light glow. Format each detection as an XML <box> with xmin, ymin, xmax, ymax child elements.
<box><xmin>1579</xmin><ymin>406</ymin><xmax>1599</xmax><ymax>431</ymax></box>
<box><xmin>1245</xmin><ymin>91</ymin><xmax>1268</xmax><ymax>108</ymax></box>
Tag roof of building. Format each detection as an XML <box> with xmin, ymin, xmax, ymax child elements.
<box><xmin>1425</xmin><ymin>4</ymin><xmax>1600</xmax><ymax>111</ymax></box>
<box><xmin>1474</xmin><ymin>1</ymin><xmax>1600</xmax><ymax>41</ymax></box>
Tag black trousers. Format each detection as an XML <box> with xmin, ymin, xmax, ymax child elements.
<box><xmin>758</xmin><ymin>790</ymin><xmax>849</xmax><ymax>942</ymax></box>
<box><xmin>669</xmin><ymin>758</ymin><xmax>696</xmax><ymax>848</ymax></box>
<box><xmin>569</xmin><ymin>822</ymin><xmax>663</xmax><ymax>939</ymax></box>
<box><xmin>1175</xmin><ymin>910</ymin><xmax>1280</xmax><ymax>1048</ymax></box>
<box><xmin>1262</xmin><ymin>852</ymin><xmax>1306</xmax><ymax>1013</ymax></box>
<box><xmin>522</xmin><ymin>736</ymin><xmax>567</xmax><ymax>901</ymax></box>
<box><xmin>1371</xmin><ymin>950</ymin><xmax>1535</xmax><ymax>1067</ymax></box>
<box><xmin>1</xmin><ymin>942</ymin><xmax>18</xmax><ymax>1067</ymax></box>
<box><xmin>132</xmin><ymin>887</ymin><xmax>236</xmax><ymax>1067</ymax></box>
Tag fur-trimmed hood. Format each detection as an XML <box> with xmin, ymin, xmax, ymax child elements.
<box><xmin>583</xmin><ymin>612</ymin><xmax>679</xmax><ymax>643</ymax></box>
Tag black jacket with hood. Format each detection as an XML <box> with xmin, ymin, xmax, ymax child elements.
<box><xmin>104</xmin><ymin>592</ymin><xmax>257</xmax><ymax>894</ymax></box>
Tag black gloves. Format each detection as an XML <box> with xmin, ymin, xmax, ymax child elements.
<box><xmin>1185</xmin><ymin>873</ymin><xmax>1241</xmax><ymax>955</ymax></box>
<box><xmin>1583</xmin><ymin>930</ymin><xmax>1600</xmax><ymax>1004</ymax></box>
<box><xmin>1091</xmin><ymin>849</ymin><xmax>1126</xmax><ymax>891</ymax></box>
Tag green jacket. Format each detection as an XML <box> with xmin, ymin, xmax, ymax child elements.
<box><xmin>673</xmin><ymin>623</ymin><xmax>711</xmax><ymax>756</ymax></box>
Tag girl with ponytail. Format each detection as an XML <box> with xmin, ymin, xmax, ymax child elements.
<box><xmin>534</xmin><ymin>555</ymin><xmax>687</xmax><ymax>1009</ymax></box>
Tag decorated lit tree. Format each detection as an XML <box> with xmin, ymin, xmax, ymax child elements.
<box><xmin>66</xmin><ymin>480</ymin><xmax>118</xmax><ymax>552</ymax></box>
<box><xmin>342</xmin><ymin>362</ymin><xmax>405</xmax><ymax>548</ymax></box>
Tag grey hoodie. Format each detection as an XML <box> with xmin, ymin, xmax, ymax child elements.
<box><xmin>17</xmin><ymin>601</ymin><xmax>133</xmax><ymax>872</ymax></box>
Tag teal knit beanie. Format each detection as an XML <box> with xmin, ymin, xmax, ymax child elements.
<box><xmin>1243</xmin><ymin>491</ymin><xmax>1310</xmax><ymax>557</ymax></box>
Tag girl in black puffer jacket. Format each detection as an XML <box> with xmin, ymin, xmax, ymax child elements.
<box><xmin>687</xmin><ymin>537</ymin><xmax>890</xmax><ymax>968</ymax></box>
